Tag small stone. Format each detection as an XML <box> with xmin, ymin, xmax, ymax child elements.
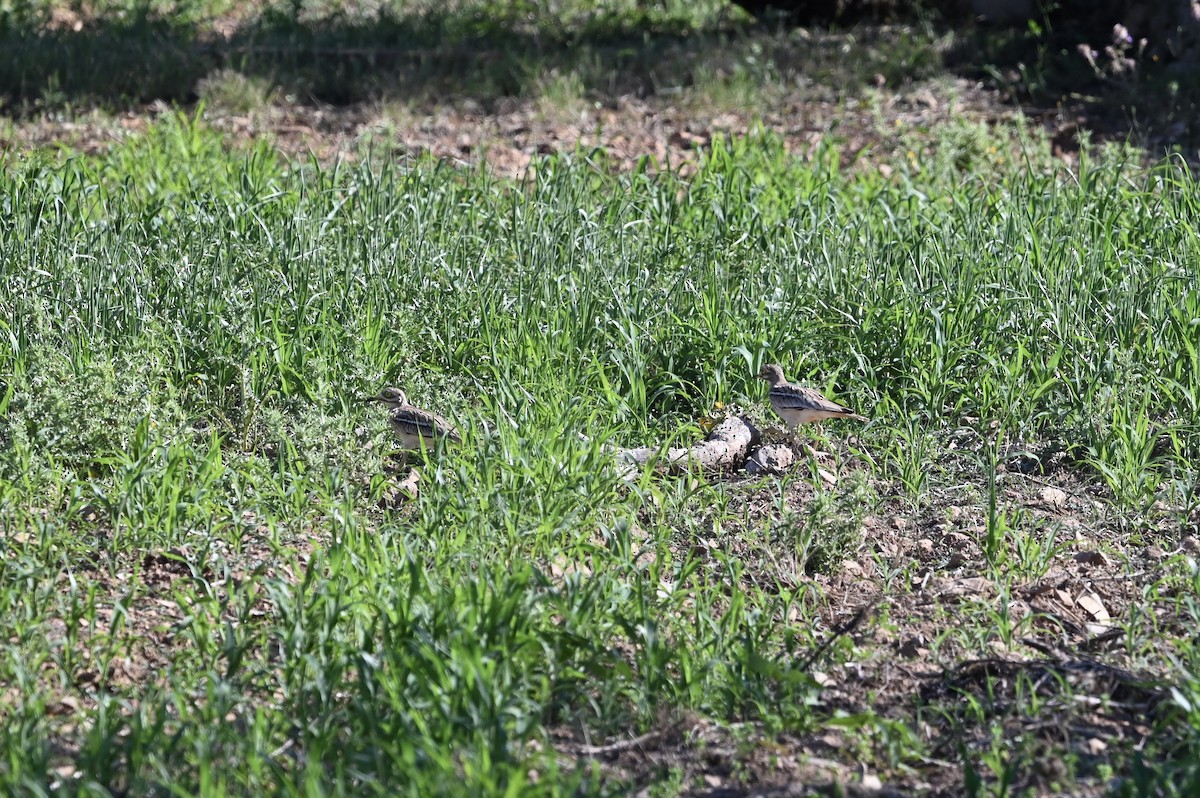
<box><xmin>1077</xmin><ymin>592</ymin><xmax>1110</xmax><ymax>623</ymax></box>
<box><xmin>48</xmin><ymin>695</ymin><xmax>81</xmax><ymax>715</ymax></box>
<box><xmin>1040</xmin><ymin>486</ymin><xmax>1068</xmax><ymax>510</ymax></box>
<box><xmin>946</xmin><ymin>531</ymin><xmax>973</xmax><ymax>548</ymax></box>
<box><xmin>862</xmin><ymin>773</ymin><xmax>883</xmax><ymax>790</ymax></box>
<box><xmin>1036</xmin><ymin>757</ymin><xmax>1068</xmax><ymax>779</ymax></box>
<box><xmin>915</xmin><ymin>538</ymin><xmax>935</xmax><ymax>557</ymax></box>
<box><xmin>935</xmin><ymin>576</ymin><xmax>994</xmax><ymax>599</ymax></box>
<box><xmin>913</xmin><ymin>88</ymin><xmax>939</xmax><ymax>109</ymax></box>
<box><xmin>811</xmin><ymin>670</ymin><xmax>834</xmax><ymax>687</ymax></box>
<box><xmin>745</xmin><ymin>443</ymin><xmax>795</xmax><ymax>475</ymax></box>
<box><xmin>52</xmin><ymin>764</ymin><xmax>78</xmax><ymax>784</ymax></box>
<box><xmin>1073</xmin><ymin>551</ymin><xmax>1110</xmax><ymax>567</ymax></box>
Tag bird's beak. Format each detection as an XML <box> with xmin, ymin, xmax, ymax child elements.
<box><xmin>363</xmin><ymin>394</ymin><xmax>385</xmax><ymax>403</ymax></box>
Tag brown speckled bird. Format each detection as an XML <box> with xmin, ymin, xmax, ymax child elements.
<box><xmin>757</xmin><ymin>364</ymin><xmax>868</xmax><ymax>432</ymax></box>
<box><xmin>367</xmin><ymin>387</ymin><xmax>461</xmax><ymax>452</ymax></box>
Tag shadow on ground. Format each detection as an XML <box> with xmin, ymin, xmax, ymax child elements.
<box><xmin>944</xmin><ymin>16</ymin><xmax>1200</xmax><ymax>158</ymax></box>
<box><xmin>1</xmin><ymin>3</ymin><xmax>1197</xmax><ymax>155</ymax></box>
<box><xmin>3</xmin><ymin>5</ymin><xmax>747</xmax><ymax>109</ymax></box>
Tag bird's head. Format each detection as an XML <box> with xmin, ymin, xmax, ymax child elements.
<box><xmin>367</xmin><ymin>387</ymin><xmax>408</xmax><ymax>407</ymax></box>
<box><xmin>757</xmin><ymin>363</ymin><xmax>786</xmax><ymax>386</ymax></box>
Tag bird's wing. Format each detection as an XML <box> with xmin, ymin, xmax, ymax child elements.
<box><xmin>770</xmin><ymin>384</ymin><xmax>858</xmax><ymax>415</ymax></box>
<box><xmin>392</xmin><ymin>407</ymin><xmax>460</xmax><ymax>440</ymax></box>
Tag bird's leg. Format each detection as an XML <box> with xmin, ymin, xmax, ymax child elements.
<box><xmin>808</xmin><ymin>423</ymin><xmax>832</xmax><ymax>461</ymax></box>
<box><xmin>785</xmin><ymin>428</ymin><xmax>821</xmax><ymax>462</ymax></box>
<box><xmin>794</xmin><ymin>432</ymin><xmax>838</xmax><ymax>486</ymax></box>
<box><xmin>384</xmin><ymin>449</ymin><xmax>410</xmax><ymax>472</ymax></box>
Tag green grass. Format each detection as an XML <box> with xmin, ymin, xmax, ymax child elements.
<box><xmin>1</xmin><ymin>112</ymin><xmax>1200</xmax><ymax>795</ymax></box>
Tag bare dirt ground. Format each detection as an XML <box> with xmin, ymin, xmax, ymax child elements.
<box><xmin>4</xmin><ymin>73</ymin><xmax>1064</xmax><ymax>179</ymax></box>
<box><xmin>527</xmin><ymin>413</ymin><xmax>1198</xmax><ymax>795</ymax></box>
<box><xmin>555</xmin><ymin>445</ymin><xmax>1196</xmax><ymax>796</ymax></box>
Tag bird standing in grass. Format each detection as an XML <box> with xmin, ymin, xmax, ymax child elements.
<box><xmin>367</xmin><ymin>387</ymin><xmax>461</xmax><ymax>453</ymax></box>
<box><xmin>757</xmin><ymin>363</ymin><xmax>867</xmax><ymax>451</ymax></box>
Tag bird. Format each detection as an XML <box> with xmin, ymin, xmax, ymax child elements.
<box><xmin>366</xmin><ymin>387</ymin><xmax>461</xmax><ymax>453</ymax></box>
<box><xmin>757</xmin><ymin>363</ymin><xmax>868</xmax><ymax>438</ymax></box>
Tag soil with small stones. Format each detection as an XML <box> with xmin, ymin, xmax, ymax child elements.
<box><xmin>549</xmin><ymin>420</ymin><xmax>1196</xmax><ymax>796</ymax></box>
<box><xmin>6</xmin><ymin>67</ymin><xmax>1068</xmax><ymax>179</ymax></box>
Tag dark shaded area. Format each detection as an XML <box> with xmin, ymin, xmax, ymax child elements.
<box><xmin>0</xmin><ymin>2</ymin><xmax>1198</xmax><ymax>155</ymax></box>
<box><xmin>0</xmin><ymin>3</ymin><xmax>947</xmax><ymax>112</ymax></box>
<box><xmin>728</xmin><ymin>0</ymin><xmax>854</xmax><ymax>23</ymax></box>
<box><xmin>727</xmin><ymin>0</ymin><xmax>955</xmax><ymax>24</ymax></box>
<box><xmin>944</xmin><ymin>8</ymin><xmax>1200</xmax><ymax>157</ymax></box>
<box><xmin>0</xmin><ymin>5</ymin><xmax>746</xmax><ymax>110</ymax></box>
